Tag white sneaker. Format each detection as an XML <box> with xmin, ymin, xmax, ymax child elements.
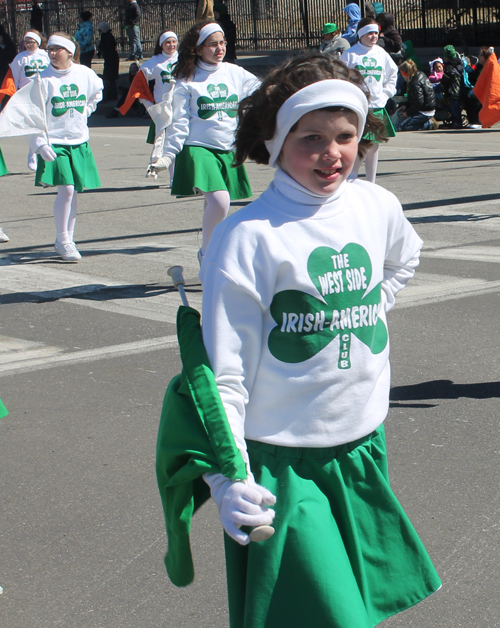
<box><xmin>28</xmin><ymin>152</ymin><xmax>38</xmax><ymax>171</ymax></box>
<box><xmin>468</xmin><ymin>124</ymin><xmax>482</xmax><ymax>129</ymax></box>
<box><xmin>0</xmin><ymin>227</ymin><xmax>10</xmax><ymax>242</ymax></box>
<box><xmin>54</xmin><ymin>241</ymin><xmax>81</xmax><ymax>262</ymax></box>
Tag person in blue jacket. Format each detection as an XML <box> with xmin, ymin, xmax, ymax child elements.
<box><xmin>342</xmin><ymin>3</ymin><xmax>362</xmax><ymax>45</ymax></box>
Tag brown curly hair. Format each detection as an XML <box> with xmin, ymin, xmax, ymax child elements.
<box><xmin>173</xmin><ymin>20</ymin><xmax>221</xmax><ymax>80</ymax></box>
<box><xmin>234</xmin><ymin>53</ymin><xmax>386</xmax><ymax>167</ymax></box>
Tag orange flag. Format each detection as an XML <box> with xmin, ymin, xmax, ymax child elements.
<box><xmin>0</xmin><ymin>69</ymin><xmax>16</xmax><ymax>104</ymax></box>
<box><xmin>118</xmin><ymin>69</ymin><xmax>154</xmax><ymax>116</ymax></box>
<box><xmin>473</xmin><ymin>54</ymin><xmax>500</xmax><ymax>128</ymax></box>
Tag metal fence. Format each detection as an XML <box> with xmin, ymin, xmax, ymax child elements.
<box><xmin>2</xmin><ymin>0</ymin><xmax>500</xmax><ymax>52</ymax></box>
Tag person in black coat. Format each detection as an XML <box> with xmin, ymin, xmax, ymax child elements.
<box><xmin>214</xmin><ymin>3</ymin><xmax>237</xmax><ymax>63</ymax></box>
<box><xmin>30</xmin><ymin>1</ymin><xmax>44</xmax><ymax>33</ymax></box>
<box><xmin>376</xmin><ymin>13</ymin><xmax>402</xmax><ymax>60</ymax></box>
<box><xmin>441</xmin><ymin>45</ymin><xmax>464</xmax><ymax>128</ymax></box>
<box><xmin>0</xmin><ymin>26</ymin><xmax>16</xmax><ymax>86</ymax></box>
<box><xmin>97</xmin><ymin>22</ymin><xmax>119</xmax><ymax>100</ymax></box>
<box><xmin>393</xmin><ymin>59</ymin><xmax>438</xmax><ymax>131</ymax></box>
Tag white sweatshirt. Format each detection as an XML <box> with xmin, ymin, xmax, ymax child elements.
<box><xmin>342</xmin><ymin>43</ymin><xmax>398</xmax><ymax>108</ymax></box>
<box><xmin>200</xmin><ymin>170</ymin><xmax>422</xmax><ymax>460</ymax></box>
<box><xmin>10</xmin><ymin>49</ymin><xmax>50</xmax><ymax>89</ymax></box>
<box><xmin>140</xmin><ymin>51</ymin><xmax>178</xmax><ymax>104</ymax></box>
<box><xmin>30</xmin><ymin>62</ymin><xmax>103</xmax><ymax>151</ymax></box>
<box><xmin>163</xmin><ymin>61</ymin><xmax>259</xmax><ymax>158</ymax></box>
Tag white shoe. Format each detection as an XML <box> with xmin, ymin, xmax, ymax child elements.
<box><xmin>28</xmin><ymin>153</ymin><xmax>38</xmax><ymax>171</ymax></box>
<box><xmin>468</xmin><ymin>124</ymin><xmax>482</xmax><ymax>129</ymax></box>
<box><xmin>54</xmin><ymin>241</ymin><xmax>81</xmax><ymax>262</ymax></box>
<box><xmin>0</xmin><ymin>227</ymin><xmax>10</xmax><ymax>242</ymax></box>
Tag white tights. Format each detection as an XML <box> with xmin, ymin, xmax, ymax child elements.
<box><xmin>201</xmin><ymin>190</ymin><xmax>230</xmax><ymax>254</ymax></box>
<box><xmin>350</xmin><ymin>145</ymin><xmax>379</xmax><ymax>184</ymax></box>
<box><xmin>53</xmin><ymin>185</ymin><xmax>77</xmax><ymax>244</ymax></box>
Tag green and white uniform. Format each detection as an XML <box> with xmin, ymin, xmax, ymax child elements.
<box><xmin>342</xmin><ymin>42</ymin><xmax>398</xmax><ymax>138</ymax></box>
<box><xmin>199</xmin><ymin>170</ymin><xmax>441</xmax><ymax>628</ymax></box>
<box><xmin>141</xmin><ymin>50</ymin><xmax>178</xmax><ymax>144</ymax></box>
<box><xmin>30</xmin><ymin>62</ymin><xmax>103</xmax><ymax>191</ymax></box>
<box><xmin>163</xmin><ymin>60</ymin><xmax>259</xmax><ymax>197</ymax></box>
<box><xmin>10</xmin><ymin>49</ymin><xmax>50</xmax><ymax>89</ymax></box>
<box><xmin>0</xmin><ymin>146</ymin><xmax>7</xmax><ymax>176</ymax></box>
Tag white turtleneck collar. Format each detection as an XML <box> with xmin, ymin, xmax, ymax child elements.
<box><xmin>50</xmin><ymin>63</ymin><xmax>73</xmax><ymax>75</ymax></box>
<box><xmin>197</xmin><ymin>59</ymin><xmax>222</xmax><ymax>73</ymax></box>
<box><xmin>356</xmin><ymin>42</ymin><xmax>376</xmax><ymax>52</ymax></box>
<box><xmin>162</xmin><ymin>50</ymin><xmax>176</xmax><ymax>60</ymax></box>
<box><xmin>268</xmin><ymin>167</ymin><xmax>349</xmax><ymax>217</ymax></box>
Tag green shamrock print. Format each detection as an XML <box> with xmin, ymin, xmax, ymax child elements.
<box><xmin>354</xmin><ymin>56</ymin><xmax>383</xmax><ymax>82</ymax></box>
<box><xmin>197</xmin><ymin>83</ymin><xmax>238</xmax><ymax>121</ymax></box>
<box><xmin>268</xmin><ymin>244</ymin><xmax>388</xmax><ymax>367</ymax></box>
<box><xmin>25</xmin><ymin>59</ymin><xmax>48</xmax><ymax>77</ymax></box>
<box><xmin>160</xmin><ymin>64</ymin><xmax>173</xmax><ymax>83</ymax></box>
<box><xmin>51</xmin><ymin>84</ymin><xmax>86</xmax><ymax>118</ymax></box>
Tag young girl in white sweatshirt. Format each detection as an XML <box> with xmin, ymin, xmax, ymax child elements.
<box><xmin>198</xmin><ymin>53</ymin><xmax>441</xmax><ymax>628</ymax></box>
<box><xmin>31</xmin><ymin>32</ymin><xmax>103</xmax><ymax>262</ymax></box>
<box><xmin>152</xmin><ymin>20</ymin><xmax>259</xmax><ymax>263</ymax></box>
<box><xmin>341</xmin><ymin>17</ymin><xmax>398</xmax><ymax>182</ymax></box>
<box><xmin>10</xmin><ymin>30</ymin><xmax>50</xmax><ymax>170</ymax></box>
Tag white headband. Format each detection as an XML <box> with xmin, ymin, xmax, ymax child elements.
<box><xmin>265</xmin><ymin>79</ymin><xmax>368</xmax><ymax>168</ymax></box>
<box><xmin>25</xmin><ymin>31</ymin><xmax>41</xmax><ymax>45</ymax></box>
<box><xmin>358</xmin><ymin>24</ymin><xmax>379</xmax><ymax>38</ymax></box>
<box><xmin>159</xmin><ymin>31</ymin><xmax>177</xmax><ymax>46</ymax></box>
<box><xmin>196</xmin><ymin>23</ymin><xmax>223</xmax><ymax>46</ymax></box>
<box><xmin>47</xmin><ymin>35</ymin><xmax>76</xmax><ymax>55</ymax></box>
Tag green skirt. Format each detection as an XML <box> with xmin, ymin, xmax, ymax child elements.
<box><xmin>365</xmin><ymin>107</ymin><xmax>396</xmax><ymax>143</ymax></box>
<box><xmin>146</xmin><ymin>121</ymin><xmax>155</xmax><ymax>145</ymax></box>
<box><xmin>35</xmin><ymin>142</ymin><xmax>101</xmax><ymax>193</ymax></box>
<box><xmin>0</xmin><ymin>146</ymin><xmax>8</xmax><ymax>176</ymax></box>
<box><xmin>171</xmin><ymin>145</ymin><xmax>252</xmax><ymax>199</ymax></box>
<box><xmin>225</xmin><ymin>426</ymin><xmax>441</xmax><ymax>628</ymax></box>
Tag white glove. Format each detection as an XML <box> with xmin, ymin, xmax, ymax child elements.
<box><xmin>151</xmin><ymin>155</ymin><xmax>172</xmax><ymax>171</ymax></box>
<box><xmin>38</xmin><ymin>145</ymin><xmax>57</xmax><ymax>162</ymax></box>
<box><xmin>204</xmin><ymin>473</ymin><xmax>276</xmax><ymax>545</ymax></box>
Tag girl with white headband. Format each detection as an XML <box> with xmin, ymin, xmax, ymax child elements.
<box><xmin>341</xmin><ymin>17</ymin><xmax>398</xmax><ymax>182</ymax></box>
<box><xmin>29</xmin><ymin>31</ymin><xmax>103</xmax><ymax>262</ymax></box>
<box><xmin>160</xmin><ymin>53</ymin><xmax>441</xmax><ymax>627</ymax></box>
<box><xmin>138</xmin><ymin>30</ymin><xmax>178</xmax><ymax>181</ymax></box>
<box><xmin>9</xmin><ymin>29</ymin><xmax>49</xmax><ymax>170</ymax></box>
<box><xmin>150</xmin><ymin>20</ymin><xmax>259</xmax><ymax>263</ymax></box>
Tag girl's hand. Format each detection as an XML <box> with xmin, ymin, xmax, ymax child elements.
<box><xmin>204</xmin><ymin>473</ymin><xmax>276</xmax><ymax>545</ymax></box>
<box><xmin>38</xmin><ymin>145</ymin><xmax>57</xmax><ymax>162</ymax></box>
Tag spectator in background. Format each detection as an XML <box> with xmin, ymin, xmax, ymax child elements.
<box><xmin>376</xmin><ymin>13</ymin><xmax>402</xmax><ymax>60</ymax></box>
<box><xmin>30</xmin><ymin>1</ymin><xmax>44</xmax><ymax>33</ymax></box>
<box><xmin>97</xmin><ymin>22</ymin><xmax>119</xmax><ymax>101</ymax></box>
<box><xmin>214</xmin><ymin>3</ymin><xmax>237</xmax><ymax>63</ymax></box>
<box><xmin>0</xmin><ymin>26</ymin><xmax>17</xmax><ymax>86</ymax></box>
<box><xmin>124</xmin><ymin>0</ymin><xmax>143</xmax><ymax>61</ymax></box>
<box><xmin>392</xmin><ymin>59</ymin><xmax>438</xmax><ymax>131</ymax></box>
<box><xmin>342</xmin><ymin>3</ymin><xmax>361</xmax><ymax>45</ymax></box>
<box><xmin>319</xmin><ymin>23</ymin><xmax>350</xmax><ymax>59</ymax></box>
<box><xmin>75</xmin><ymin>11</ymin><xmax>95</xmax><ymax>68</ymax></box>
<box><xmin>441</xmin><ymin>44</ymin><xmax>464</xmax><ymax>129</ymax></box>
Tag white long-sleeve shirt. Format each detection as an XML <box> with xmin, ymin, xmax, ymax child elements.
<box><xmin>342</xmin><ymin>43</ymin><xmax>398</xmax><ymax>108</ymax></box>
<box><xmin>200</xmin><ymin>170</ymin><xmax>422</xmax><ymax>459</ymax></box>
<box><xmin>30</xmin><ymin>62</ymin><xmax>103</xmax><ymax>151</ymax></box>
<box><xmin>140</xmin><ymin>50</ymin><xmax>178</xmax><ymax>104</ymax></box>
<box><xmin>10</xmin><ymin>49</ymin><xmax>50</xmax><ymax>89</ymax></box>
<box><xmin>163</xmin><ymin>61</ymin><xmax>259</xmax><ymax>158</ymax></box>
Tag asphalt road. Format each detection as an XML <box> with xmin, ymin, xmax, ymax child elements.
<box><xmin>0</xmin><ymin>117</ymin><xmax>499</xmax><ymax>627</ymax></box>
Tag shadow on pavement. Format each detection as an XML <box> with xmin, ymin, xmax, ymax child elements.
<box><xmin>391</xmin><ymin>379</ymin><xmax>500</xmax><ymax>402</ymax></box>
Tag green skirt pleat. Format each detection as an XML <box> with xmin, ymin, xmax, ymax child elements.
<box><xmin>171</xmin><ymin>144</ymin><xmax>252</xmax><ymax>199</ymax></box>
<box><xmin>224</xmin><ymin>426</ymin><xmax>441</xmax><ymax>628</ymax></box>
<box><xmin>0</xmin><ymin>146</ymin><xmax>8</xmax><ymax>176</ymax></box>
<box><xmin>146</xmin><ymin>121</ymin><xmax>155</xmax><ymax>145</ymax></box>
<box><xmin>35</xmin><ymin>142</ymin><xmax>101</xmax><ymax>193</ymax></box>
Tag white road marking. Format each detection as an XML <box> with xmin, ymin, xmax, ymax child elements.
<box><xmin>0</xmin><ymin>336</ymin><xmax>63</xmax><ymax>364</ymax></box>
<box><xmin>0</xmin><ymin>335</ymin><xmax>178</xmax><ymax>376</ymax></box>
<box><xmin>424</xmin><ymin>246</ymin><xmax>500</xmax><ymax>263</ymax></box>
